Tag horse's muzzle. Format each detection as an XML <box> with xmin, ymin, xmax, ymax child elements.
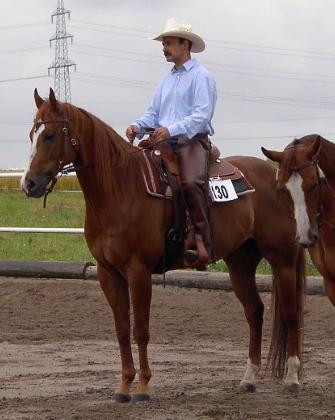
<box><xmin>298</xmin><ymin>230</ymin><xmax>318</xmax><ymax>248</ymax></box>
<box><xmin>22</xmin><ymin>172</ymin><xmax>53</xmax><ymax>198</ymax></box>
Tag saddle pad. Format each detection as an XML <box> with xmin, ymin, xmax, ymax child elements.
<box><xmin>141</xmin><ymin>150</ymin><xmax>254</xmax><ymax>200</ymax></box>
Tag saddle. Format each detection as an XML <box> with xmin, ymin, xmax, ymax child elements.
<box><xmin>138</xmin><ymin>138</ymin><xmax>254</xmax><ymax>273</ymax></box>
<box><xmin>139</xmin><ymin>139</ymin><xmax>254</xmax><ymax>200</ymax></box>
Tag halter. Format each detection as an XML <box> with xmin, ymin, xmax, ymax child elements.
<box><xmin>33</xmin><ymin>117</ymin><xmax>78</xmax><ymax>207</ymax></box>
<box><xmin>286</xmin><ymin>142</ymin><xmax>324</xmax><ymax>228</ymax></box>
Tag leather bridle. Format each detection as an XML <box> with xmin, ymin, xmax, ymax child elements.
<box><xmin>33</xmin><ymin>117</ymin><xmax>78</xmax><ymax>207</ymax></box>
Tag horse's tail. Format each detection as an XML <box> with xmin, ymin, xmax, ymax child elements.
<box><xmin>266</xmin><ymin>246</ymin><xmax>306</xmax><ymax>379</ymax></box>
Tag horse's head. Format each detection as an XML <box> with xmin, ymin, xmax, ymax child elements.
<box><xmin>21</xmin><ymin>88</ymin><xmax>78</xmax><ymax>198</ymax></box>
<box><xmin>261</xmin><ymin>136</ymin><xmax>323</xmax><ymax>247</ymax></box>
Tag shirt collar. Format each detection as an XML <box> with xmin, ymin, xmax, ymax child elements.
<box><xmin>171</xmin><ymin>58</ymin><xmax>197</xmax><ymax>73</ymax></box>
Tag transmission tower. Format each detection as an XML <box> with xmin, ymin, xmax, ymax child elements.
<box><xmin>48</xmin><ymin>0</ymin><xmax>76</xmax><ymax>102</ymax></box>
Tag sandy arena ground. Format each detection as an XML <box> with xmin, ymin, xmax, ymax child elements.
<box><xmin>0</xmin><ymin>276</ymin><xmax>335</xmax><ymax>420</ymax></box>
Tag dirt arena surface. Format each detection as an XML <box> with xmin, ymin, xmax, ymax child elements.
<box><xmin>0</xmin><ymin>276</ymin><xmax>335</xmax><ymax>420</ymax></box>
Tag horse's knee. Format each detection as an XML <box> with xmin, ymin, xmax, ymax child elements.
<box><xmin>133</xmin><ymin>329</ymin><xmax>150</xmax><ymax>347</ymax></box>
<box><xmin>245</xmin><ymin>301</ymin><xmax>264</xmax><ymax>326</ymax></box>
<box><xmin>117</xmin><ymin>329</ymin><xmax>131</xmax><ymax>347</ymax></box>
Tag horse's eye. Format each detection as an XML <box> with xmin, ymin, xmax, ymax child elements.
<box><xmin>44</xmin><ymin>132</ymin><xmax>54</xmax><ymax>141</ymax></box>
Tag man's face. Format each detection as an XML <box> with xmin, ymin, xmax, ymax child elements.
<box><xmin>162</xmin><ymin>36</ymin><xmax>188</xmax><ymax>63</ymax></box>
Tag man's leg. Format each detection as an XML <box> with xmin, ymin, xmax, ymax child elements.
<box><xmin>175</xmin><ymin>135</ymin><xmax>211</xmax><ymax>265</ymax></box>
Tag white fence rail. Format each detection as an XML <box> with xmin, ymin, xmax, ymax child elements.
<box><xmin>0</xmin><ymin>172</ymin><xmax>76</xmax><ymax>178</ymax></box>
<box><xmin>0</xmin><ymin>227</ymin><xmax>84</xmax><ymax>234</ymax></box>
<box><xmin>0</xmin><ymin>172</ymin><xmax>82</xmax><ymax>234</ymax></box>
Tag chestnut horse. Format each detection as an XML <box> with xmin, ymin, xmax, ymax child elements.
<box><xmin>20</xmin><ymin>88</ymin><xmax>305</xmax><ymax>402</ymax></box>
<box><xmin>262</xmin><ymin>134</ymin><xmax>335</xmax><ymax>307</ymax></box>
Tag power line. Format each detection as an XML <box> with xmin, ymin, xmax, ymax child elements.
<box><xmin>69</xmin><ymin>19</ymin><xmax>335</xmax><ymax>59</ymax></box>
<box><xmin>221</xmin><ymin>133</ymin><xmax>335</xmax><ymax>141</ymax></box>
<box><xmin>0</xmin><ymin>46</ymin><xmax>48</xmax><ymax>54</ymax></box>
<box><xmin>71</xmin><ymin>46</ymin><xmax>335</xmax><ymax>85</ymax></box>
<box><xmin>218</xmin><ymin>114</ymin><xmax>335</xmax><ymax>124</ymax></box>
<box><xmin>71</xmin><ymin>19</ymin><xmax>150</xmax><ymax>34</ymax></box>
<box><xmin>74</xmin><ymin>42</ymin><xmax>335</xmax><ymax>80</ymax></box>
<box><xmin>207</xmin><ymin>38</ymin><xmax>335</xmax><ymax>58</ymax></box>
<box><xmin>0</xmin><ymin>21</ymin><xmax>49</xmax><ymax>30</ymax></box>
<box><xmin>0</xmin><ymin>75</ymin><xmax>50</xmax><ymax>83</ymax></box>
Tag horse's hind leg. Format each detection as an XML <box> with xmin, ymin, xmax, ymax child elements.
<box><xmin>97</xmin><ymin>264</ymin><xmax>136</xmax><ymax>403</ymax></box>
<box><xmin>225</xmin><ymin>239</ymin><xmax>264</xmax><ymax>392</ymax></box>
<box><xmin>266</xmin><ymin>248</ymin><xmax>305</xmax><ymax>392</ymax></box>
<box><xmin>128</xmin><ymin>264</ymin><xmax>152</xmax><ymax>402</ymax></box>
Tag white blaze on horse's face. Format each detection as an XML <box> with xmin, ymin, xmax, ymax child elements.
<box><xmin>20</xmin><ymin>121</ymin><xmax>45</xmax><ymax>193</ymax></box>
<box><xmin>285</xmin><ymin>172</ymin><xmax>316</xmax><ymax>246</ymax></box>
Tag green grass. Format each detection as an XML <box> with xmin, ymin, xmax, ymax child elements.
<box><xmin>0</xmin><ymin>174</ymin><xmax>80</xmax><ymax>191</ymax></box>
<box><xmin>0</xmin><ymin>186</ymin><xmax>320</xmax><ymax>275</ymax></box>
<box><xmin>0</xmin><ymin>190</ymin><xmax>92</xmax><ymax>262</ymax></box>
<box><xmin>208</xmin><ymin>257</ymin><xmax>319</xmax><ymax>276</ymax></box>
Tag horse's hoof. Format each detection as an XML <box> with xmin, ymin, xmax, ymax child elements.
<box><xmin>132</xmin><ymin>393</ymin><xmax>150</xmax><ymax>403</ymax></box>
<box><xmin>284</xmin><ymin>382</ymin><xmax>300</xmax><ymax>393</ymax></box>
<box><xmin>113</xmin><ymin>393</ymin><xmax>131</xmax><ymax>403</ymax></box>
<box><xmin>239</xmin><ymin>381</ymin><xmax>256</xmax><ymax>393</ymax></box>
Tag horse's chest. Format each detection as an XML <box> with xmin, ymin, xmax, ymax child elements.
<box><xmin>310</xmin><ymin>241</ymin><xmax>335</xmax><ymax>277</ymax></box>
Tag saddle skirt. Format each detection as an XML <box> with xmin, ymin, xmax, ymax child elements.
<box><xmin>139</xmin><ymin>141</ymin><xmax>254</xmax><ymax>201</ymax></box>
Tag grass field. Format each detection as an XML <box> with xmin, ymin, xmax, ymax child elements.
<box><xmin>0</xmin><ymin>189</ymin><xmax>92</xmax><ymax>262</ymax></box>
<box><xmin>0</xmin><ymin>184</ymin><xmax>319</xmax><ymax>275</ymax></box>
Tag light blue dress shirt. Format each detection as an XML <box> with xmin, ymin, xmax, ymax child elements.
<box><xmin>132</xmin><ymin>58</ymin><xmax>217</xmax><ymax>142</ymax></box>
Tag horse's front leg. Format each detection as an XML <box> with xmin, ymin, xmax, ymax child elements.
<box><xmin>128</xmin><ymin>264</ymin><xmax>152</xmax><ymax>402</ymax></box>
<box><xmin>97</xmin><ymin>264</ymin><xmax>136</xmax><ymax>403</ymax></box>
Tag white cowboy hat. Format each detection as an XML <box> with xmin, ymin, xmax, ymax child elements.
<box><xmin>152</xmin><ymin>17</ymin><xmax>205</xmax><ymax>53</ymax></box>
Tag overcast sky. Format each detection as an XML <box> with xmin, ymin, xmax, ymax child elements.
<box><xmin>1</xmin><ymin>0</ymin><xmax>335</xmax><ymax>168</ymax></box>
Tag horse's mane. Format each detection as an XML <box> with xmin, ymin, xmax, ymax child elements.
<box><xmin>59</xmin><ymin>102</ymin><xmax>144</xmax><ymax>198</ymax></box>
<box><xmin>282</xmin><ymin>138</ymin><xmax>300</xmax><ymax>172</ymax></box>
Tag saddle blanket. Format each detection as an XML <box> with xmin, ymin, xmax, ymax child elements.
<box><xmin>141</xmin><ymin>150</ymin><xmax>255</xmax><ymax>202</ymax></box>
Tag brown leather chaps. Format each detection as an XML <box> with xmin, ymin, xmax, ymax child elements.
<box><xmin>174</xmin><ymin>133</ymin><xmax>211</xmax><ymax>256</ymax></box>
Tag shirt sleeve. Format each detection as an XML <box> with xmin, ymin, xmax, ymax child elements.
<box><xmin>131</xmin><ymin>80</ymin><xmax>163</xmax><ymax>139</ymax></box>
<box><xmin>166</xmin><ymin>71</ymin><xmax>217</xmax><ymax>139</ymax></box>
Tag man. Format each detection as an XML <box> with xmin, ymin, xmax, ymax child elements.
<box><xmin>126</xmin><ymin>17</ymin><xmax>217</xmax><ymax>266</ymax></box>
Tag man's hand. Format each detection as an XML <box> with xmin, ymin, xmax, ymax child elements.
<box><xmin>125</xmin><ymin>125</ymin><xmax>138</xmax><ymax>143</ymax></box>
<box><xmin>152</xmin><ymin>127</ymin><xmax>170</xmax><ymax>142</ymax></box>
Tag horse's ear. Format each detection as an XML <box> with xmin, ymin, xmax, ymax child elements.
<box><xmin>49</xmin><ymin>87</ymin><xmax>59</xmax><ymax>111</ymax></box>
<box><xmin>34</xmin><ymin>88</ymin><xmax>44</xmax><ymax>109</ymax></box>
<box><xmin>261</xmin><ymin>147</ymin><xmax>283</xmax><ymax>163</ymax></box>
<box><xmin>307</xmin><ymin>135</ymin><xmax>321</xmax><ymax>160</ymax></box>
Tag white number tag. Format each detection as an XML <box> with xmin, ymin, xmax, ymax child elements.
<box><xmin>209</xmin><ymin>178</ymin><xmax>238</xmax><ymax>202</ymax></box>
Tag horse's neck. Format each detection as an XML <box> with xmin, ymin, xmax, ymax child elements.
<box><xmin>319</xmin><ymin>139</ymin><xmax>335</xmax><ymax>185</ymax></box>
<box><xmin>71</xmin><ymin>109</ymin><xmax>141</xmax><ymax>215</ymax></box>
<box><xmin>316</xmin><ymin>139</ymin><xmax>335</xmax><ymax>222</ymax></box>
